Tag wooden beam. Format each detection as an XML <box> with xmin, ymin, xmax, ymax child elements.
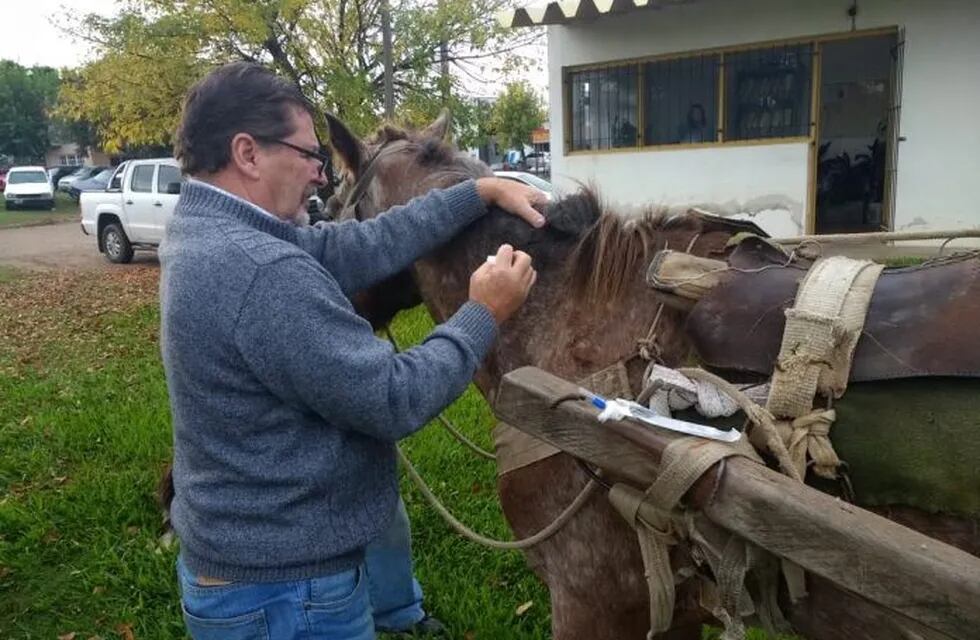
<box><xmin>772</xmin><ymin>229</ymin><xmax>980</xmax><ymax>245</ymax></box>
<box><xmin>494</xmin><ymin>366</ymin><xmax>980</xmax><ymax>639</ymax></box>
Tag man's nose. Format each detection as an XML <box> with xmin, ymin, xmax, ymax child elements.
<box><xmin>312</xmin><ymin>169</ymin><xmax>328</xmax><ymax>187</ymax></box>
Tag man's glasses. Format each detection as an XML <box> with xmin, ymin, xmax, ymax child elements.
<box><xmin>256</xmin><ymin>137</ymin><xmax>330</xmax><ymax>175</ymax></box>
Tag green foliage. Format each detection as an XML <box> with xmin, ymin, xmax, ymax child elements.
<box><xmin>55</xmin><ymin>11</ymin><xmax>208</xmax><ymax>154</ymax></box>
<box><xmin>490</xmin><ymin>80</ymin><xmax>545</xmax><ymax>152</ymax></box>
<box><xmin>56</xmin><ymin>0</ymin><xmax>544</xmax><ymax>152</ymax></box>
<box><xmin>0</xmin><ymin>62</ymin><xmax>60</xmax><ymax>162</ymax></box>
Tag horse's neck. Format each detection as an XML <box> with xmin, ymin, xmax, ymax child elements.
<box><xmin>414</xmin><ymin>246</ymin><xmax>688</xmax><ymax>403</ymax></box>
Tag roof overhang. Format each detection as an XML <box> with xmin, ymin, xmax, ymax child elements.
<box><xmin>497</xmin><ymin>0</ymin><xmax>696</xmax><ymax>28</ymax></box>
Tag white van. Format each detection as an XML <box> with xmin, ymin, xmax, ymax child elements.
<box><xmin>3</xmin><ymin>166</ymin><xmax>55</xmax><ymax>210</ymax></box>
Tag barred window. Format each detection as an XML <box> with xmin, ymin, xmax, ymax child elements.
<box><xmin>725</xmin><ymin>43</ymin><xmax>812</xmax><ymax>140</ymax></box>
<box><xmin>569</xmin><ymin>65</ymin><xmax>638</xmax><ymax>151</ymax></box>
<box><xmin>644</xmin><ymin>54</ymin><xmax>720</xmax><ymax>145</ymax></box>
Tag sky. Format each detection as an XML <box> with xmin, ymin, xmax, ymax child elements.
<box><xmin>2</xmin><ymin>1</ymin><xmax>549</xmax><ymax>98</ymax></box>
<box><xmin>0</xmin><ymin>0</ymin><xmax>118</xmax><ymax>69</ymax></box>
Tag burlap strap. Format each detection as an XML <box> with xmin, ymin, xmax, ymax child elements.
<box><xmin>607</xmin><ymin>436</ymin><xmax>762</xmax><ymax>638</ymax></box>
<box><xmin>767</xmin><ymin>256</ymin><xmax>883</xmax><ymax>480</ymax></box>
<box><xmin>768</xmin><ymin>256</ymin><xmax>884</xmax><ymax>417</ymax></box>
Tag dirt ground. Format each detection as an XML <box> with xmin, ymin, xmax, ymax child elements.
<box><xmin>0</xmin><ymin>221</ymin><xmax>159</xmax><ymax>272</ymax></box>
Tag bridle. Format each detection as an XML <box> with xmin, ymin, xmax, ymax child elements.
<box><xmin>336</xmin><ymin>140</ymin><xmax>405</xmax><ymax>221</ymax></box>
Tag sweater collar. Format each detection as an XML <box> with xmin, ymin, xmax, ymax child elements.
<box><xmin>176</xmin><ymin>179</ymin><xmax>300</xmax><ymax>242</ymax></box>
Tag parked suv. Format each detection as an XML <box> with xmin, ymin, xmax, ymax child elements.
<box><xmin>3</xmin><ymin>166</ymin><xmax>55</xmax><ymax>210</ymax></box>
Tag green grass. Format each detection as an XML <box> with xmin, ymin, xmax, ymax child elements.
<box><xmin>0</xmin><ymin>275</ymin><xmax>552</xmax><ymax>639</ymax></box>
<box><xmin>0</xmin><ymin>193</ymin><xmax>79</xmax><ymax>229</ymax></box>
<box><xmin>882</xmin><ymin>255</ymin><xmax>926</xmax><ymax>268</ymax></box>
<box><xmin>0</xmin><ymin>272</ymin><xmax>792</xmax><ymax>639</ymax></box>
<box><xmin>0</xmin><ymin>266</ymin><xmax>21</xmax><ymax>283</ymax></box>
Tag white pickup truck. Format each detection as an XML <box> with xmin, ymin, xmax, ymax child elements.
<box><xmin>80</xmin><ymin>158</ymin><xmax>182</xmax><ymax>263</ymax></box>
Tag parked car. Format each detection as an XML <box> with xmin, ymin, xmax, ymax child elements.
<box><xmin>67</xmin><ymin>168</ymin><xmax>114</xmax><ymax>201</ymax></box>
<box><xmin>80</xmin><ymin>159</ymin><xmax>181</xmax><ymax>263</ymax></box>
<box><xmin>503</xmin><ymin>149</ymin><xmax>526</xmax><ymax>171</ymax></box>
<box><xmin>493</xmin><ymin>170</ymin><xmax>554</xmax><ymax>201</ymax></box>
<box><xmin>3</xmin><ymin>166</ymin><xmax>55</xmax><ymax>210</ymax></box>
<box><xmin>49</xmin><ymin>165</ymin><xmax>84</xmax><ymax>190</ymax></box>
<box><xmin>524</xmin><ymin>151</ymin><xmax>551</xmax><ymax>175</ymax></box>
<box><xmin>58</xmin><ymin>166</ymin><xmax>106</xmax><ymax>193</ymax></box>
<box><xmin>0</xmin><ymin>168</ymin><xmax>7</xmax><ymax>191</ymax></box>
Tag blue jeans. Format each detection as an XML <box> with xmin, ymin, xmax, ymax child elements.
<box><xmin>177</xmin><ymin>557</ymin><xmax>375</xmax><ymax>640</ymax></box>
<box><xmin>364</xmin><ymin>496</ymin><xmax>426</xmax><ymax>631</ymax></box>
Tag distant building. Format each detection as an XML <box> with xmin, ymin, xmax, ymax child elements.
<box><xmin>500</xmin><ymin>0</ymin><xmax>980</xmax><ymax>236</ymax></box>
<box><xmin>45</xmin><ymin>142</ymin><xmax>111</xmax><ymax>169</ymax></box>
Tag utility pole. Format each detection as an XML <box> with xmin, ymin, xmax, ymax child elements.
<box><xmin>381</xmin><ymin>0</ymin><xmax>394</xmax><ymax>119</ymax></box>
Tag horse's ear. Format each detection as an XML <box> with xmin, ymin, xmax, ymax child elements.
<box><xmin>325</xmin><ymin>112</ymin><xmax>365</xmax><ymax>176</ymax></box>
<box><xmin>422</xmin><ymin>108</ymin><xmax>451</xmax><ymax>141</ymax></box>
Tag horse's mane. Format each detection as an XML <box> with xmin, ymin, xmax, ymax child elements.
<box><xmin>548</xmin><ymin>188</ymin><xmax>704</xmax><ymax>305</ymax></box>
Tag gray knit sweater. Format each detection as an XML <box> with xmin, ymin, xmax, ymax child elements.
<box><xmin>159</xmin><ymin>179</ymin><xmax>496</xmax><ymax>582</ymax></box>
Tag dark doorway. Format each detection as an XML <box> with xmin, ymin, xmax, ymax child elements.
<box><xmin>815</xmin><ymin>33</ymin><xmax>899</xmax><ymax>234</ymax></box>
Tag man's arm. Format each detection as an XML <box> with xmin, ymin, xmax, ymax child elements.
<box><xmin>296</xmin><ymin>181</ymin><xmax>486</xmax><ymax>297</ymax></box>
<box><xmin>296</xmin><ymin>178</ymin><xmax>546</xmax><ymax>298</ymax></box>
<box><xmin>234</xmin><ymin>257</ymin><xmax>498</xmax><ymax>441</ymax></box>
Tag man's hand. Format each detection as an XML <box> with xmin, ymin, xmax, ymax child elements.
<box><xmin>475</xmin><ymin>177</ymin><xmax>548</xmax><ymax>228</ymax></box>
<box><xmin>469</xmin><ymin>244</ymin><xmax>537</xmax><ymax>324</ymax></box>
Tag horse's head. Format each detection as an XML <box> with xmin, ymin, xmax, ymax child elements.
<box><xmin>322</xmin><ymin>110</ymin><xmax>598</xmax><ymax>331</ymax></box>
<box><xmin>325</xmin><ymin>110</ymin><xmax>491</xmax><ymax>222</ymax></box>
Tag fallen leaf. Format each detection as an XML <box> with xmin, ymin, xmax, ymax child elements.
<box><xmin>158</xmin><ymin>530</ymin><xmax>175</xmax><ymax>550</ymax></box>
<box><xmin>464</xmin><ymin>632</ymin><xmax>476</xmax><ymax>640</ymax></box>
<box><xmin>58</xmin><ymin>633</ymin><xmax>77</xmax><ymax>640</ymax></box>
<box><xmin>126</xmin><ymin>526</ymin><xmax>140</xmax><ymax>536</ymax></box>
<box><xmin>515</xmin><ymin>600</ymin><xmax>534</xmax><ymax>616</ymax></box>
<box><xmin>114</xmin><ymin>623</ymin><xmax>134</xmax><ymax>640</ymax></box>
<box><xmin>92</xmin><ymin>585</ymin><xmax>106</xmax><ymax>595</ymax></box>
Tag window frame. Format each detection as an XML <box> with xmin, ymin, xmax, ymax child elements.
<box><xmin>562</xmin><ymin>26</ymin><xmax>897</xmax><ymax>156</ymax></box>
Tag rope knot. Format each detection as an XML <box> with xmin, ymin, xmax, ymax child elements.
<box><xmin>776</xmin><ymin>409</ymin><xmax>840</xmax><ymax>479</ymax></box>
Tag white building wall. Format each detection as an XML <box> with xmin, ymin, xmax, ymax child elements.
<box><xmin>547</xmin><ymin>0</ymin><xmax>980</xmax><ymax>235</ymax></box>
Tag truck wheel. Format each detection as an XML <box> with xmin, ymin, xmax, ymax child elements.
<box><xmin>101</xmin><ymin>223</ymin><xmax>134</xmax><ymax>264</ymax></box>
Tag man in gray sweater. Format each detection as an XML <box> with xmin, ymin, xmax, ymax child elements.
<box><xmin>160</xmin><ymin>62</ymin><xmax>543</xmax><ymax>639</ymax></box>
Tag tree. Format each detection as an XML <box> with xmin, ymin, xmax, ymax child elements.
<box><xmin>56</xmin><ymin>0</ymin><xmax>544</xmax><ymax>152</ymax></box>
<box><xmin>489</xmin><ymin>81</ymin><xmax>544</xmax><ymax>154</ymax></box>
<box><xmin>0</xmin><ymin>62</ymin><xmax>60</xmax><ymax>162</ymax></box>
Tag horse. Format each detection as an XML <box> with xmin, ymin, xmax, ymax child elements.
<box><xmin>325</xmin><ymin>111</ymin><xmax>750</xmax><ymax>640</ymax></box>
<box><xmin>323</xmin><ymin>110</ymin><xmax>980</xmax><ymax>640</ymax></box>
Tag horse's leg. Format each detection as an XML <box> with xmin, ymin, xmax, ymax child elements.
<box><xmin>498</xmin><ymin>454</ymin><xmax>706</xmax><ymax>640</ymax></box>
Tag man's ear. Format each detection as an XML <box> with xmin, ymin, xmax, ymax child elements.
<box><xmin>229</xmin><ymin>133</ymin><xmax>262</xmax><ymax>180</ymax></box>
